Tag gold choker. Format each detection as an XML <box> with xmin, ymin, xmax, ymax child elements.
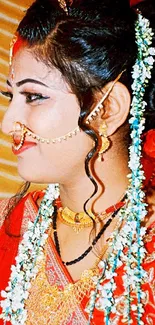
<box><xmin>56</xmin><ymin>198</ymin><xmax>126</xmax><ymax>234</ymax></box>
<box><xmin>58</xmin><ymin>206</ymin><xmax>109</xmax><ymax>234</ymax></box>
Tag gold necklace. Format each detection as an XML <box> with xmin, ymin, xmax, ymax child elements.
<box><xmin>58</xmin><ymin>206</ymin><xmax>109</xmax><ymax>234</ymax></box>
<box><xmin>25</xmin><ymin>205</ymin><xmax>125</xmax><ymax>325</ymax></box>
<box><xmin>25</xmin><ymin>248</ymin><xmax>99</xmax><ymax>325</ymax></box>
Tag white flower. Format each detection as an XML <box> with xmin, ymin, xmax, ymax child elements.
<box><xmin>97</xmin><ymin>297</ymin><xmax>112</xmax><ymax>309</ymax></box>
<box><xmin>149</xmin><ymin>47</ymin><xmax>155</xmax><ymax>55</ymax></box>
<box><xmin>98</xmin><ymin>260</ymin><xmax>106</xmax><ymax>270</ymax></box>
<box><xmin>1</xmin><ymin>184</ymin><xmax>59</xmax><ymax>325</ymax></box>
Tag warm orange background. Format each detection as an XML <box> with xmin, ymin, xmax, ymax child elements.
<box><xmin>0</xmin><ymin>0</ymin><xmax>45</xmax><ymax>198</ymax></box>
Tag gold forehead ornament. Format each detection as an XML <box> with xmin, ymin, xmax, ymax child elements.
<box><xmin>9</xmin><ymin>35</ymin><xmax>18</xmax><ymax>66</ymax></box>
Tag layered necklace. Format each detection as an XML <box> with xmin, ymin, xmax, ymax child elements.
<box><xmin>24</xmin><ymin>196</ymin><xmax>126</xmax><ymax>325</ymax></box>
<box><xmin>0</xmin><ymin>185</ymin><xmax>127</xmax><ymax>325</ymax></box>
<box><xmin>53</xmin><ymin>197</ymin><xmax>126</xmax><ymax>266</ymax></box>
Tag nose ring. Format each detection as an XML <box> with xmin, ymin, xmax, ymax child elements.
<box><xmin>12</xmin><ymin>122</ymin><xmax>26</xmax><ymax>151</ymax></box>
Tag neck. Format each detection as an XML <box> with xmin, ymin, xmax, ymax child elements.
<box><xmin>59</xmin><ymin>144</ymin><xmax>130</xmax><ymax>213</ymax></box>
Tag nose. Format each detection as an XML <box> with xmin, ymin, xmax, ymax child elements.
<box><xmin>1</xmin><ymin>100</ymin><xmax>24</xmax><ymax>136</ymax></box>
<box><xmin>1</xmin><ymin>110</ymin><xmax>12</xmax><ymax>136</ymax></box>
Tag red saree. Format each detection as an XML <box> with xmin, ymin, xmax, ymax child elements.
<box><xmin>0</xmin><ymin>191</ymin><xmax>155</xmax><ymax>324</ymax></box>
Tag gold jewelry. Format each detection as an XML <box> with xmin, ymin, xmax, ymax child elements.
<box><xmin>58</xmin><ymin>0</ymin><xmax>68</xmax><ymax>14</ymax></box>
<box><xmin>11</xmin><ymin>72</ymin><xmax>125</xmax><ymax>150</ymax></box>
<box><xmin>25</xmin><ymin>250</ymin><xmax>99</xmax><ymax>325</ymax></box>
<box><xmin>98</xmin><ymin>122</ymin><xmax>110</xmax><ymax>161</ymax></box>
<box><xmin>9</xmin><ymin>35</ymin><xmax>18</xmax><ymax>66</ymax></box>
<box><xmin>25</xmin><ymin>125</ymin><xmax>80</xmax><ymax>144</ymax></box>
<box><xmin>86</xmin><ymin>70</ymin><xmax>125</xmax><ymax>125</ymax></box>
<box><xmin>9</xmin><ymin>35</ymin><xmax>18</xmax><ymax>87</ymax></box>
<box><xmin>58</xmin><ymin>206</ymin><xmax>109</xmax><ymax>234</ymax></box>
<box><xmin>12</xmin><ymin>122</ymin><xmax>26</xmax><ymax>150</ymax></box>
<box><xmin>57</xmin><ymin>0</ymin><xmax>73</xmax><ymax>15</ymax></box>
<box><xmin>11</xmin><ymin>122</ymin><xmax>80</xmax><ymax>147</ymax></box>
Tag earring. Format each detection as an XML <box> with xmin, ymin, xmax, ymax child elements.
<box><xmin>12</xmin><ymin>122</ymin><xmax>26</xmax><ymax>151</ymax></box>
<box><xmin>98</xmin><ymin>122</ymin><xmax>110</xmax><ymax>161</ymax></box>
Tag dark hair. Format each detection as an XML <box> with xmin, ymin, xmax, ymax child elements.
<box><xmin>5</xmin><ymin>0</ymin><xmax>155</xmax><ymax>233</ymax></box>
<box><xmin>17</xmin><ymin>0</ymin><xmax>155</xmax><ymax>124</ymax></box>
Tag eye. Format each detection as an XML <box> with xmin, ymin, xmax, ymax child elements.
<box><xmin>0</xmin><ymin>91</ymin><xmax>13</xmax><ymax>102</ymax></box>
<box><xmin>20</xmin><ymin>92</ymin><xmax>50</xmax><ymax>104</ymax></box>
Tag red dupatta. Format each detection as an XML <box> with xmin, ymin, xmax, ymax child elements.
<box><xmin>0</xmin><ymin>195</ymin><xmax>33</xmax><ymax>325</ymax></box>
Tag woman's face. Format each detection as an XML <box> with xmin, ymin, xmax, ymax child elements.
<box><xmin>2</xmin><ymin>48</ymin><xmax>92</xmax><ymax>184</ymax></box>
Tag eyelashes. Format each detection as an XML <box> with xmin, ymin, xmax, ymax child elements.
<box><xmin>20</xmin><ymin>92</ymin><xmax>50</xmax><ymax>103</ymax></box>
<box><xmin>0</xmin><ymin>91</ymin><xmax>12</xmax><ymax>102</ymax></box>
<box><xmin>0</xmin><ymin>90</ymin><xmax>50</xmax><ymax>104</ymax></box>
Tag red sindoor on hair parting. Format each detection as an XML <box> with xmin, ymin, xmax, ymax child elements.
<box><xmin>130</xmin><ymin>0</ymin><xmax>145</xmax><ymax>6</ymax></box>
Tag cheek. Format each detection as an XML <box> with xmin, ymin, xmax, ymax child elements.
<box><xmin>18</xmin><ymin>96</ymin><xmax>92</xmax><ymax>182</ymax></box>
<box><xmin>17</xmin><ymin>131</ymin><xmax>92</xmax><ymax>183</ymax></box>
<box><xmin>27</xmin><ymin>96</ymin><xmax>80</xmax><ymax>139</ymax></box>
<box><xmin>40</xmin><ymin>130</ymin><xmax>92</xmax><ymax>165</ymax></box>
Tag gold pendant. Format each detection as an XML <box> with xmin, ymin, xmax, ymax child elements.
<box><xmin>58</xmin><ymin>208</ymin><xmax>94</xmax><ymax>233</ymax></box>
<box><xmin>72</xmin><ymin>224</ymin><xmax>84</xmax><ymax>234</ymax></box>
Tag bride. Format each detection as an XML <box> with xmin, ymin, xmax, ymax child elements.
<box><xmin>0</xmin><ymin>0</ymin><xmax>155</xmax><ymax>324</ymax></box>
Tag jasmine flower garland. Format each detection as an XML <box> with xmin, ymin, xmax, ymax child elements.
<box><xmin>126</xmin><ymin>13</ymin><xmax>155</xmax><ymax>325</ymax></box>
<box><xmin>86</xmin><ymin>204</ymin><xmax>129</xmax><ymax>324</ymax></box>
<box><xmin>86</xmin><ymin>13</ymin><xmax>155</xmax><ymax>325</ymax></box>
<box><xmin>0</xmin><ymin>184</ymin><xmax>60</xmax><ymax>325</ymax></box>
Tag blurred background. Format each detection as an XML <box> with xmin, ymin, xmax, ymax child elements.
<box><xmin>0</xmin><ymin>0</ymin><xmax>44</xmax><ymax>198</ymax></box>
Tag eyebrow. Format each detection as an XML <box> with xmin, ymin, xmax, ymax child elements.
<box><xmin>6</xmin><ymin>78</ymin><xmax>49</xmax><ymax>88</ymax></box>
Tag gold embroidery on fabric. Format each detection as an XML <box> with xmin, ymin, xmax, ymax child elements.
<box><xmin>146</xmin><ymin>316</ymin><xmax>154</xmax><ymax>325</ymax></box>
<box><xmin>144</xmin><ymin>226</ymin><xmax>155</xmax><ymax>243</ymax></box>
<box><xmin>25</xmin><ymin>253</ymin><xmax>99</xmax><ymax>325</ymax></box>
<box><xmin>0</xmin><ymin>199</ymin><xmax>9</xmax><ymax>227</ymax></box>
<box><xmin>110</xmin><ymin>316</ymin><xmax>120</xmax><ymax>325</ymax></box>
<box><xmin>147</xmin><ymin>268</ymin><xmax>155</xmax><ymax>298</ymax></box>
<box><xmin>145</xmin><ymin>252</ymin><xmax>155</xmax><ymax>264</ymax></box>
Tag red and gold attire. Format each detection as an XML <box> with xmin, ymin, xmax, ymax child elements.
<box><xmin>0</xmin><ymin>189</ymin><xmax>155</xmax><ymax>325</ymax></box>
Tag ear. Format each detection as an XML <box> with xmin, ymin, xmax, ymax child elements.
<box><xmin>98</xmin><ymin>82</ymin><xmax>131</xmax><ymax>136</ymax></box>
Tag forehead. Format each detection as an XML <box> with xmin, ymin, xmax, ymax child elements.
<box><xmin>10</xmin><ymin>48</ymin><xmax>70</xmax><ymax>92</ymax></box>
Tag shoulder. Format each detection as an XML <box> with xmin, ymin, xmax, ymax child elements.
<box><xmin>0</xmin><ymin>192</ymin><xmax>39</xmax><ymax>233</ymax></box>
<box><xmin>0</xmin><ymin>198</ymin><xmax>10</xmax><ymax>228</ymax></box>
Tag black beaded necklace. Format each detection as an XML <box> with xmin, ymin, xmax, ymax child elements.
<box><xmin>52</xmin><ymin>197</ymin><xmax>126</xmax><ymax>266</ymax></box>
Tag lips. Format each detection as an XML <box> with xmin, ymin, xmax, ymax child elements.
<box><xmin>12</xmin><ymin>141</ymin><xmax>37</xmax><ymax>155</ymax></box>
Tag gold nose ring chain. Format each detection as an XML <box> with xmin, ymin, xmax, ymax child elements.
<box><xmin>12</xmin><ymin>122</ymin><xmax>80</xmax><ymax>150</ymax></box>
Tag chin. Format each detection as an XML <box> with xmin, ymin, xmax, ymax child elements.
<box><xmin>17</xmin><ymin>164</ymin><xmax>56</xmax><ymax>185</ymax></box>
<box><xmin>17</xmin><ymin>165</ymin><xmax>42</xmax><ymax>184</ymax></box>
